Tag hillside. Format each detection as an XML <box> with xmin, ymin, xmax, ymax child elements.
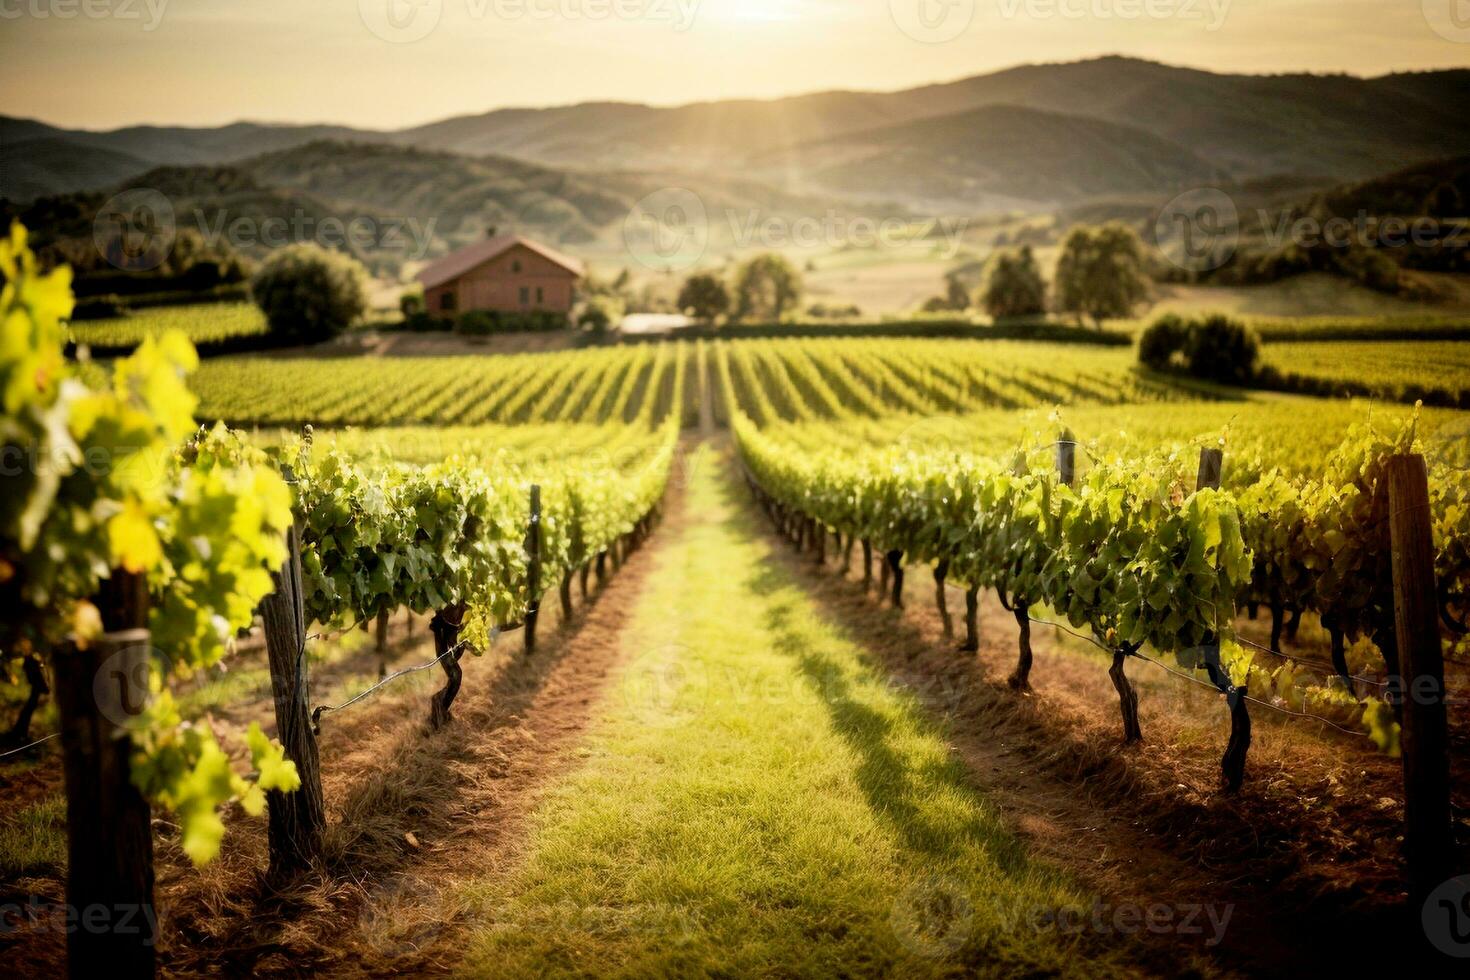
<box><xmin>751</xmin><ymin>103</ymin><xmax>1224</xmax><ymax>210</ymax></box>
<box><xmin>6</xmin><ymin>57</ymin><xmax>1468</xmax><ymax>207</ymax></box>
<box><xmin>398</xmin><ymin>58</ymin><xmax>1470</xmax><ymax>182</ymax></box>
<box><xmin>0</xmin><ymin>136</ymin><xmax>155</xmax><ymax>200</ymax></box>
<box><xmin>3</xmin><ymin>141</ymin><xmax>896</xmax><ymax>277</ymax></box>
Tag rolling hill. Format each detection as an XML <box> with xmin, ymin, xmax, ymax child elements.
<box><xmin>5</xmin><ymin>57</ymin><xmax>1468</xmax><ymax>210</ymax></box>
<box><xmin>748</xmin><ymin>103</ymin><xmax>1225</xmax><ymax>210</ymax></box>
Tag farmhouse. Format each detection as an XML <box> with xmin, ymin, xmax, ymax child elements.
<box><xmin>417</xmin><ymin>233</ymin><xmax>583</xmax><ymax>315</ymax></box>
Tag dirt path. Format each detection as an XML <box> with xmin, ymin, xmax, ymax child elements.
<box><xmin>3</xmin><ymin>438</ymin><xmax>1419</xmax><ymax>976</ymax></box>
<box><xmin>1</xmin><ymin>469</ymin><xmax>680</xmax><ymax>978</ymax></box>
<box><xmin>743</xmin><ymin>447</ymin><xmax>1411</xmax><ymax>976</ymax></box>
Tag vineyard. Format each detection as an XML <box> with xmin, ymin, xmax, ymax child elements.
<box><xmin>3</xmin><ymin>229</ymin><xmax>1468</xmax><ymax>976</ymax></box>
<box><xmin>1259</xmin><ymin>339</ymin><xmax>1470</xmax><ymax>407</ymax></box>
<box><xmin>68</xmin><ymin>303</ymin><xmax>269</xmax><ymax>352</ymax></box>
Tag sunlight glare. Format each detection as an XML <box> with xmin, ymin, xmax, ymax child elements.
<box><xmin>705</xmin><ymin>0</ymin><xmax>803</xmax><ymax>22</ymax></box>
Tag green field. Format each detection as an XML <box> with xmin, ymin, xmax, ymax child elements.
<box><xmin>69</xmin><ymin>302</ymin><xmax>268</xmax><ymax>350</ymax></box>
<box><xmin>1260</xmin><ymin>339</ymin><xmax>1470</xmax><ymax>406</ymax></box>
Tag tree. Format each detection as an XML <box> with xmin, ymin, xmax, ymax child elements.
<box><xmin>1137</xmin><ymin>312</ymin><xmax>1260</xmax><ymax>384</ymax></box>
<box><xmin>1137</xmin><ymin>313</ymin><xmax>1190</xmax><ymax>371</ymax></box>
<box><xmin>732</xmin><ymin>253</ymin><xmax>802</xmax><ymax>322</ymax></box>
<box><xmin>980</xmin><ymin>245</ymin><xmax>1047</xmax><ymax>319</ymax></box>
<box><xmin>1183</xmin><ymin>313</ymin><xmax>1260</xmax><ymax>384</ymax></box>
<box><xmin>576</xmin><ymin>295</ymin><xmax>624</xmax><ymax>336</ymax></box>
<box><xmin>677</xmin><ymin>273</ymin><xmax>730</xmax><ymax>323</ymax></box>
<box><xmin>250</xmin><ymin>244</ymin><xmax>368</xmax><ymax>345</ymax></box>
<box><xmin>921</xmin><ymin>273</ymin><xmax>972</xmax><ymax>314</ymax></box>
<box><xmin>1054</xmin><ymin>223</ymin><xmax>1149</xmax><ymax>328</ymax></box>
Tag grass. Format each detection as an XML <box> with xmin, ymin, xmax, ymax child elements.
<box><xmin>0</xmin><ymin>795</ymin><xmax>66</xmax><ymax>879</ymax></box>
<box><xmin>452</xmin><ymin>445</ymin><xmax>1142</xmax><ymax>978</ymax></box>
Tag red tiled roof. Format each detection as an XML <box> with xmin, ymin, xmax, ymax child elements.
<box><xmin>416</xmin><ymin>234</ymin><xmax>584</xmax><ymax>288</ymax></box>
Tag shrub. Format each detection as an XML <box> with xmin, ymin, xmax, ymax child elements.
<box><xmin>400</xmin><ymin>311</ymin><xmax>449</xmax><ymax>332</ymax></box>
<box><xmin>806</xmin><ymin>302</ymin><xmax>862</xmax><ymax>319</ymax></box>
<box><xmin>1184</xmin><ymin>314</ymin><xmax>1260</xmax><ymax>384</ymax></box>
<box><xmin>1139</xmin><ymin>313</ymin><xmax>1260</xmax><ymax>384</ymax></box>
<box><xmin>456</xmin><ymin>309</ymin><xmax>570</xmax><ymax>335</ymax></box>
<box><xmin>249</xmin><ymin>244</ymin><xmax>367</xmax><ymax>345</ymax></box>
<box><xmin>1137</xmin><ymin>314</ymin><xmax>1190</xmax><ymax>371</ymax></box>
<box><xmin>399</xmin><ymin>289</ymin><xmax>424</xmax><ymax>318</ymax></box>
<box><xmin>576</xmin><ymin>296</ymin><xmax>624</xmax><ymax>335</ymax></box>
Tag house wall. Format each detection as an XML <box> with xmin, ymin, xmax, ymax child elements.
<box><xmin>426</xmin><ymin>244</ymin><xmax>578</xmax><ymax>315</ymax></box>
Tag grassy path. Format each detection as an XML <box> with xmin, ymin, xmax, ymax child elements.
<box><xmin>450</xmin><ymin>444</ymin><xmax>1152</xmax><ymax>978</ymax></box>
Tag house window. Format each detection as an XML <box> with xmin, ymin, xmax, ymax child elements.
<box><xmin>535</xmin><ymin>286</ymin><xmax>544</xmax><ymax>304</ymax></box>
<box><xmin>512</xmin><ymin>260</ymin><xmax>521</xmax><ymax>273</ymax></box>
<box><xmin>440</xmin><ymin>290</ymin><xmax>456</xmax><ymax>312</ymax></box>
<box><xmin>519</xmin><ymin>286</ymin><xmax>530</xmax><ymax>305</ymax></box>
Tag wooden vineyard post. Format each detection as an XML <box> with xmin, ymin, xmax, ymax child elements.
<box><xmin>886</xmin><ymin>550</ymin><xmax>904</xmax><ymax>608</ymax></box>
<box><xmin>525</xmin><ymin>484</ymin><xmax>542</xmax><ymax>655</ymax></box>
<box><xmin>862</xmin><ymin>539</ymin><xmax>873</xmax><ymax>590</ymax></box>
<box><xmin>1007</xmin><ymin>431</ymin><xmax>1075</xmax><ymax>692</ymax></box>
<box><xmin>1385</xmin><ymin>454</ymin><xmax>1452</xmax><ymax>912</ymax></box>
<box><xmin>52</xmin><ymin>569</ymin><xmax>155</xmax><ymax>979</ymax></box>
<box><xmin>814</xmin><ymin>520</ymin><xmax>826</xmax><ymax>565</ymax></box>
<box><xmin>1196</xmin><ymin>447</ymin><xmax>1251</xmax><ymax>791</ymax></box>
<box><xmin>560</xmin><ymin>572</ymin><xmax>574</xmax><ymax>620</ymax></box>
<box><xmin>1055</xmin><ymin>428</ymin><xmax>1076</xmax><ymax>488</ymax></box>
<box><xmin>260</xmin><ymin>521</ymin><xmax>326</xmax><ymax>876</ymax></box>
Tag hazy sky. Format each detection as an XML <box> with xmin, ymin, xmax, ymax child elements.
<box><xmin>2</xmin><ymin>0</ymin><xmax>1468</xmax><ymax>130</ymax></box>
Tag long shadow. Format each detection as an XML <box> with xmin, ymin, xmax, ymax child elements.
<box><xmin>718</xmin><ymin>454</ymin><xmax>1406</xmax><ymax>979</ymax></box>
<box><xmin>164</xmin><ymin>509</ymin><xmax>669</xmax><ymax>976</ymax></box>
<box><xmin>730</xmin><ymin>482</ymin><xmax>1033</xmax><ymax>879</ymax></box>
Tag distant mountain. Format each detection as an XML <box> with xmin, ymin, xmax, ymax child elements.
<box><xmin>749</xmin><ymin>104</ymin><xmax>1225</xmax><ymax>210</ymax></box>
<box><xmin>0</xmin><ymin>116</ymin><xmax>383</xmax><ymax>199</ymax></box>
<box><xmin>394</xmin><ymin>57</ymin><xmax>1470</xmax><ymax>185</ymax></box>
<box><xmin>4</xmin><ymin>141</ymin><xmax>887</xmax><ymax>276</ymax></box>
<box><xmin>4</xmin><ymin>56</ymin><xmax>1468</xmax><ymax>213</ymax></box>
<box><xmin>0</xmin><ymin>136</ymin><xmax>155</xmax><ymax>200</ymax></box>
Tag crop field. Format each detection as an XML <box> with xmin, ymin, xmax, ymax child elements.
<box><xmin>1259</xmin><ymin>339</ymin><xmax>1470</xmax><ymax>407</ymax></box>
<box><xmin>68</xmin><ymin>302</ymin><xmax>268</xmax><ymax>349</ymax></box>
<box><xmin>8</xmin><ymin>271</ymin><xmax>1469</xmax><ymax>978</ymax></box>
